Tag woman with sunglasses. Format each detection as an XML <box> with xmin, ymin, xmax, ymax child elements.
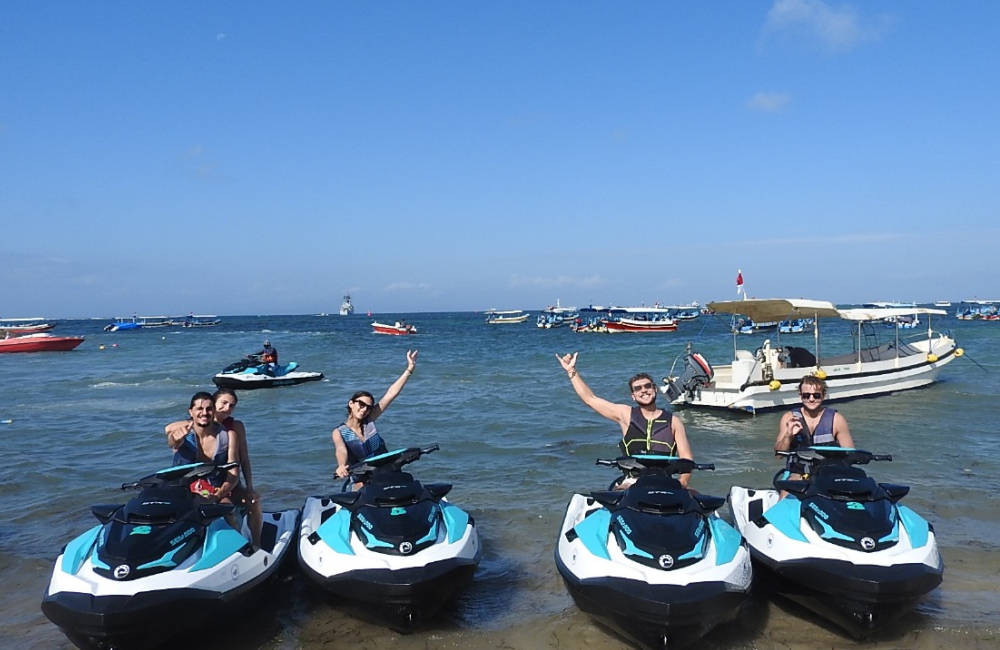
<box><xmin>775</xmin><ymin>375</ymin><xmax>854</xmax><ymax>461</ymax></box>
<box><xmin>332</xmin><ymin>350</ymin><xmax>418</xmax><ymax>481</ymax></box>
<box><xmin>556</xmin><ymin>352</ymin><xmax>693</xmax><ymax>488</ymax></box>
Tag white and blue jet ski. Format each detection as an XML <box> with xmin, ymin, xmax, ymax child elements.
<box><xmin>729</xmin><ymin>447</ymin><xmax>943</xmax><ymax>638</ymax></box>
<box><xmin>212</xmin><ymin>355</ymin><xmax>324</xmax><ymax>390</ymax></box>
<box><xmin>555</xmin><ymin>455</ymin><xmax>752</xmax><ymax>650</ymax></box>
<box><xmin>41</xmin><ymin>462</ymin><xmax>300</xmax><ymax>650</ymax></box>
<box><xmin>298</xmin><ymin>445</ymin><xmax>480</xmax><ymax>632</ymax></box>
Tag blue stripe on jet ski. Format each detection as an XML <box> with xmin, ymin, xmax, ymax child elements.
<box><xmin>879</xmin><ymin>520</ymin><xmax>900</xmax><ymax>544</ymax></box>
<box><xmin>360</xmin><ymin>527</ymin><xmax>394</xmax><ymax>549</ymax></box>
<box><xmin>415</xmin><ymin>519</ymin><xmax>439</xmax><ymax>546</ymax></box>
<box><xmin>898</xmin><ymin>504</ymin><xmax>930</xmax><ymax>549</ymax></box>
<box><xmin>762</xmin><ymin>497</ymin><xmax>809</xmax><ymax>543</ymax></box>
<box><xmin>61</xmin><ymin>525</ymin><xmax>101</xmax><ymax>576</ymax></box>
<box><xmin>619</xmin><ymin>531</ymin><xmax>654</xmax><ymax>559</ymax></box>
<box><xmin>191</xmin><ymin>519</ymin><xmax>249</xmax><ymax>571</ymax></box>
<box><xmin>678</xmin><ymin>534</ymin><xmax>705</xmax><ymax>561</ymax></box>
<box><xmin>137</xmin><ymin>544</ymin><xmax>186</xmax><ymax>571</ymax></box>
<box><xmin>708</xmin><ymin>517</ymin><xmax>743</xmax><ymax>565</ymax></box>
<box><xmin>315</xmin><ymin>507</ymin><xmax>355</xmax><ymax>555</ymax></box>
<box><xmin>573</xmin><ymin>508</ymin><xmax>612</xmax><ymax>561</ymax></box>
<box><xmin>815</xmin><ymin>517</ymin><xmax>854</xmax><ymax>541</ymax></box>
<box><xmin>440</xmin><ymin>501</ymin><xmax>470</xmax><ymax>544</ymax></box>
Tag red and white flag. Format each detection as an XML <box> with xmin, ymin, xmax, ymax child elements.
<box><xmin>736</xmin><ymin>270</ymin><xmax>744</xmax><ymax>296</ymax></box>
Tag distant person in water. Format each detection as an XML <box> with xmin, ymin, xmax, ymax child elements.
<box><xmin>332</xmin><ymin>350</ymin><xmax>418</xmax><ymax>486</ymax></box>
<box><xmin>166</xmin><ymin>389</ymin><xmax>262</xmax><ymax>549</ymax></box>
<box><xmin>775</xmin><ymin>375</ymin><xmax>854</xmax><ymax>481</ymax></box>
<box><xmin>555</xmin><ymin>352</ymin><xmax>693</xmax><ymax>489</ymax></box>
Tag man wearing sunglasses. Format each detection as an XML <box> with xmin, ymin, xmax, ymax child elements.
<box><xmin>556</xmin><ymin>352</ymin><xmax>693</xmax><ymax>488</ymax></box>
<box><xmin>775</xmin><ymin>375</ymin><xmax>854</xmax><ymax>460</ymax></box>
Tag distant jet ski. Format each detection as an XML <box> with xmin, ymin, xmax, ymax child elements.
<box><xmin>212</xmin><ymin>355</ymin><xmax>324</xmax><ymax>390</ymax></box>
<box><xmin>41</xmin><ymin>462</ymin><xmax>299</xmax><ymax>650</ymax></box>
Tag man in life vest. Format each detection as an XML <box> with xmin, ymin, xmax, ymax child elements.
<box><xmin>556</xmin><ymin>352</ymin><xmax>693</xmax><ymax>489</ymax></box>
<box><xmin>255</xmin><ymin>340</ymin><xmax>278</xmax><ymax>376</ymax></box>
<box><xmin>775</xmin><ymin>375</ymin><xmax>854</xmax><ymax>480</ymax></box>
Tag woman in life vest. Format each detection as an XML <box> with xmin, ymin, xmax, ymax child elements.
<box><xmin>556</xmin><ymin>352</ymin><xmax>693</xmax><ymax>489</ymax></box>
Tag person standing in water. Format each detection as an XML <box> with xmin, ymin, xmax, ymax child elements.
<box><xmin>556</xmin><ymin>352</ymin><xmax>693</xmax><ymax>488</ymax></box>
<box><xmin>332</xmin><ymin>350</ymin><xmax>418</xmax><ymax>483</ymax></box>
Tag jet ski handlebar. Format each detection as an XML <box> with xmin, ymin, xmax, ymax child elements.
<box><xmin>348</xmin><ymin>445</ymin><xmax>441</xmax><ymax>478</ymax></box>
<box><xmin>776</xmin><ymin>447</ymin><xmax>892</xmax><ymax>466</ymax></box>
<box><xmin>121</xmin><ymin>462</ymin><xmax>240</xmax><ymax>491</ymax></box>
<box><xmin>596</xmin><ymin>456</ymin><xmax>715</xmax><ymax>475</ymax></box>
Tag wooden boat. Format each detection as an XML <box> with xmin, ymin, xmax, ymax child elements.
<box><xmin>0</xmin><ymin>333</ymin><xmax>84</xmax><ymax>353</ymax></box>
<box><xmin>372</xmin><ymin>321</ymin><xmax>417</xmax><ymax>335</ymax></box>
<box><xmin>0</xmin><ymin>318</ymin><xmax>56</xmax><ymax>334</ymax></box>
<box><xmin>662</xmin><ymin>298</ymin><xmax>961</xmax><ymax>413</ymax></box>
<box><xmin>485</xmin><ymin>310</ymin><xmax>529</xmax><ymax>324</ymax></box>
<box><xmin>601</xmin><ymin>306</ymin><xmax>678</xmax><ymax>333</ymax></box>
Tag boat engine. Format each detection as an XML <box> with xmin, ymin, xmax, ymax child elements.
<box><xmin>663</xmin><ymin>351</ymin><xmax>714</xmax><ymax>403</ymax></box>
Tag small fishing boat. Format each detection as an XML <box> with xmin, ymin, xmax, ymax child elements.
<box><xmin>0</xmin><ymin>333</ymin><xmax>84</xmax><ymax>353</ymax></box>
<box><xmin>485</xmin><ymin>309</ymin><xmax>529</xmax><ymax>324</ymax></box>
<box><xmin>0</xmin><ymin>317</ymin><xmax>56</xmax><ymax>334</ymax></box>
<box><xmin>372</xmin><ymin>321</ymin><xmax>417</xmax><ymax>335</ymax></box>
<box><xmin>180</xmin><ymin>314</ymin><xmax>221</xmax><ymax>328</ymax></box>
<box><xmin>602</xmin><ymin>306</ymin><xmax>678</xmax><ymax>333</ymax></box>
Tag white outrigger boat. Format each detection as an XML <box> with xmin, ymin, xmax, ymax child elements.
<box><xmin>661</xmin><ymin>299</ymin><xmax>962</xmax><ymax>413</ymax></box>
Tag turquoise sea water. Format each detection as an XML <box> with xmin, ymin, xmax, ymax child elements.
<box><xmin>2</xmin><ymin>312</ymin><xmax>999</xmax><ymax>649</ymax></box>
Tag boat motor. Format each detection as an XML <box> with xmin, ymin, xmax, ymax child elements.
<box><xmin>663</xmin><ymin>348</ymin><xmax>714</xmax><ymax>403</ymax></box>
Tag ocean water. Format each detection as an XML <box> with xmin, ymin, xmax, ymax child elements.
<box><xmin>2</xmin><ymin>312</ymin><xmax>999</xmax><ymax>649</ymax></box>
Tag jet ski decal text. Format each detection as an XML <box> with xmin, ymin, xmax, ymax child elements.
<box><xmin>807</xmin><ymin>503</ymin><xmax>829</xmax><ymax>520</ymax></box>
<box><xmin>170</xmin><ymin>527</ymin><xmax>197</xmax><ymax>546</ymax></box>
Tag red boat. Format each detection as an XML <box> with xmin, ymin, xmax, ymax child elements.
<box><xmin>0</xmin><ymin>333</ymin><xmax>84</xmax><ymax>353</ymax></box>
<box><xmin>372</xmin><ymin>321</ymin><xmax>417</xmax><ymax>335</ymax></box>
<box><xmin>602</xmin><ymin>317</ymin><xmax>678</xmax><ymax>333</ymax></box>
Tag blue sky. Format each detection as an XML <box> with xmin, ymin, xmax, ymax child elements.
<box><xmin>2</xmin><ymin>1</ymin><xmax>998</xmax><ymax>317</ymax></box>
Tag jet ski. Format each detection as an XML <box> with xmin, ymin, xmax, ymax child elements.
<box><xmin>41</xmin><ymin>462</ymin><xmax>300</xmax><ymax>650</ymax></box>
<box><xmin>298</xmin><ymin>445</ymin><xmax>480</xmax><ymax>632</ymax></box>
<box><xmin>729</xmin><ymin>447</ymin><xmax>943</xmax><ymax>638</ymax></box>
<box><xmin>555</xmin><ymin>455</ymin><xmax>752</xmax><ymax>650</ymax></box>
<box><xmin>211</xmin><ymin>355</ymin><xmax>324</xmax><ymax>390</ymax></box>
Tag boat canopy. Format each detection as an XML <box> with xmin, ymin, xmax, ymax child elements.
<box><xmin>706</xmin><ymin>299</ymin><xmax>841</xmax><ymax>322</ymax></box>
<box><xmin>708</xmin><ymin>298</ymin><xmax>948</xmax><ymax>324</ymax></box>
<box><xmin>837</xmin><ymin>306</ymin><xmax>947</xmax><ymax>321</ymax></box>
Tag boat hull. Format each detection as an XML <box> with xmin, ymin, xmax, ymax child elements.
<box><xmin>0</xmin><ymin>335</ymin><xmax>84</xmax><ymax>353</ymax></box>
<box><xmin>372</xmin><ymin>322</ymin><xmax>416</xmax><ymax>335</ymax></box>
<box><xmin>603</xmin><ymin>319</ymin><xmax>678</xmax><ymax>333</ymax></box>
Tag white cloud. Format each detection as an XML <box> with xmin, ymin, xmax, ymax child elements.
<box><xmin>507</xmin><ymin>274</ymin><xmax>605</xmax><ymax>288</ymax></box>
<box><xmin>762</xmin><ymin>0</ymin><xmax>890</xmax><ymax>53</ymax></box>
<box><xmin>747</xmin><ymin>92</ymin><xmax>791</xmax><ymax>112</ymax></box>
<box><xmin>384</xmin><ymin>282</ymin><xmax>431</xmax><ymax>291</ymax></box>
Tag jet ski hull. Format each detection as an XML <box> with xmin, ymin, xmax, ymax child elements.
<box><xmin>211</xmin><ymin>371</ymin><xmax>324</xmax><ymax>390</ymax></box>
<box><xmin>300</xmin><ymin>556</ymin><xmax>479</xmax><ymax>631</ymax></box>
<box><xmin>556</xmin><ymin>561</ymin><xmax>749</xmax><ymax>650</ymax></box>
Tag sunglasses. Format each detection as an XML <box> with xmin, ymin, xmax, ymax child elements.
<box><xmin>799</xmin><ymin>392</ymin><xmax>824</xmax><ymax>400</ymax></box>
<box><xmin>631</xmin><ymin>381</ymin><xmax>655</xmax><ymax>393</ymax></box>
<box><xmin>354</xmin><ymin>400</ymin><xmax>374</xmax><ymax>410</ymax></box>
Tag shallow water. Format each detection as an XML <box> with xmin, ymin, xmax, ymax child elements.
<box><xmin>2</xmin><ymin>312</ymin><xmax>999</xmax><ymax>649</ymax></box>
